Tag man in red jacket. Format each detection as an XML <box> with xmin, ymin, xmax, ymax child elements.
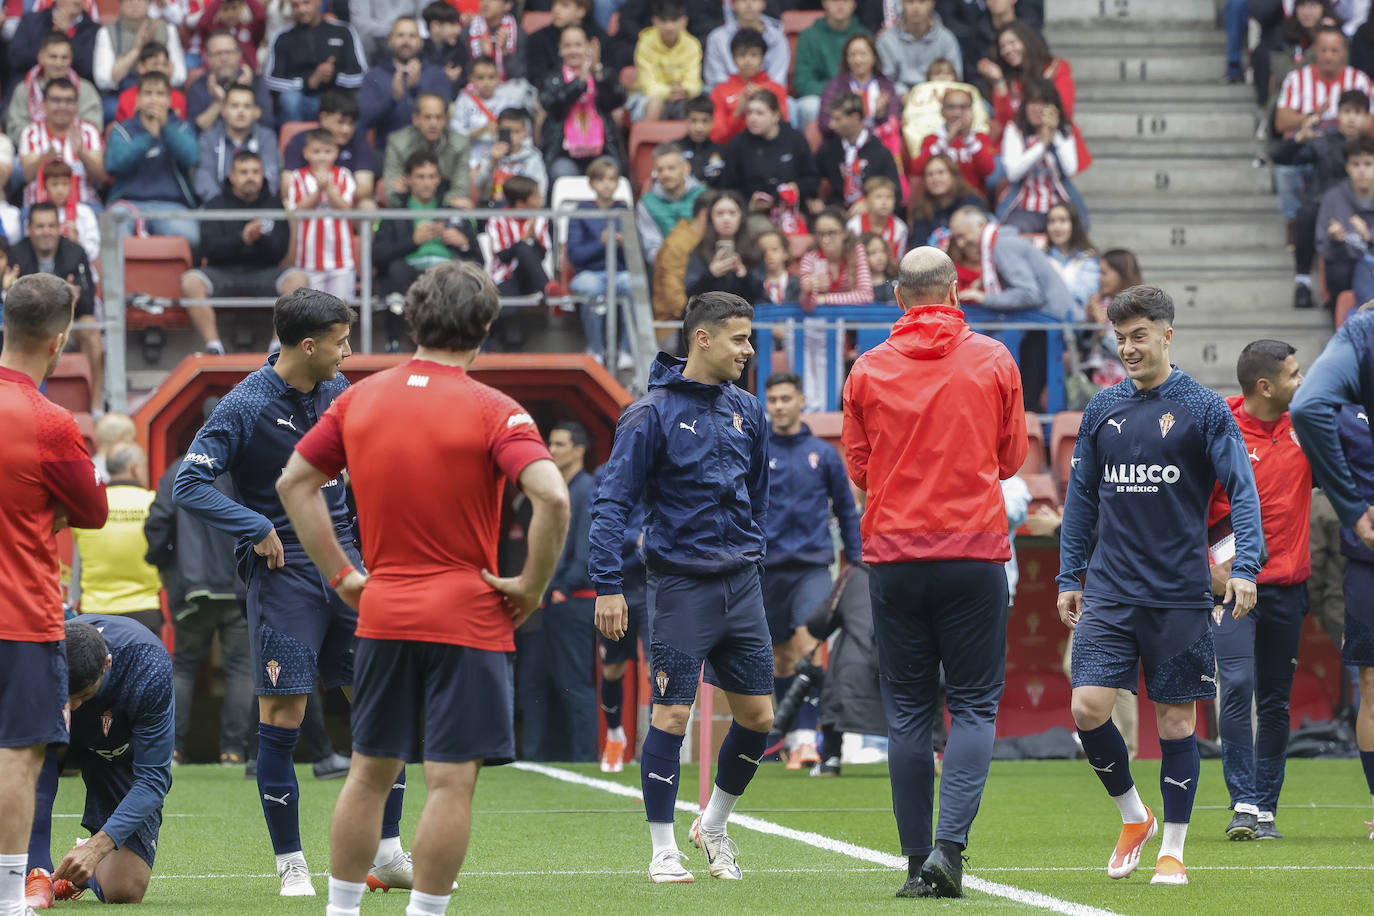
<box><xmin>841</xmin><ymin>246</ymin><xmax>1027</xmax><ymax>900</ymax></box>
<box><xmin>0</xmin><ymin>273</ymin><xmax>107</xmax><ymax>916</ymax></box>
<box><xmin>1207</xmin><ymin>339</ymin><xmax>1310</xmax><ymax>842</ymax></box>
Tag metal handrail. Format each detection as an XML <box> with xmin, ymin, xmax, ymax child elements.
<box><xmin>98</xmin><ymin>206</ymin><xmax>656</xmax><ymax>412</ymax></box>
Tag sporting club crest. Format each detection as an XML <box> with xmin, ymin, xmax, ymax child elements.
<box><xmin>100</xmin><ymin>710</ymin><xmax>113</xmax><ymax>737</ymax></box>
<box><xmin>732</xmin><ymin>412</ymin><xmax>744</xmax><ymax>433</ymax></box>
<box><xmin>1026</xmin><ymin>678</ymin><xmax>1045</xmax><ymax>708</ymax></box>
<box><xmin>1159</xmin><ymin>412</ymin><xmax>1175</xmax><ymax>438</ymax></box>
<box><xmin>265</xmin><ymin>659</ymin><xmax>281</xmax><ymax>687</ymax></box>
<box><xmin>1290</xmin><ymin>427</ymin><xmax>1300</xmax><ymax>446</ymax></box>
<box><xmin>655</xmin><ymin>670</ymin><xmax>669</xmax><ymax>694</ymax></box>
<box><xmin>808</xmin><ymin>451</ymin><xmax>820</xmax><ymax>469</ymax></box>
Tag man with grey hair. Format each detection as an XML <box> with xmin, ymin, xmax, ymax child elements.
<box><xmin>947</xmin><ymin>206</ymin><xmax>1076</xmax><ymax>320</ymax></box>
<box><xmin>841</xmin><ymin>246</ymin><xmax>1027</xmax><ymax>899</ymax></box>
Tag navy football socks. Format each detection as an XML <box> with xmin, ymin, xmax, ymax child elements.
<box><xmin>640</xmin><ymin>726</ymin><xmax>684</xmax><ymax>823</ymax></box>
<box><xmin>27</xmin><ymin>748</ymin><xmax>59</xmax><ymax>873</ymax></box>
<box><xmin>1077</xmin><ymin>720</ymin><xmax>1135</xmax><ymax>797</ymax></box>
<box><xmin>1159</xmin><ymin>735</ymin><xmax>1201</xmax><ymax>824</ymax></box>
<box><xmin>601</xmin><ymin>677</ymin><xmax>624</xmax><ymax>731</ymax></box>
<box><xmin>381</xmin><ymin>766</ymin><xmax>406</xmax><ymax>840</ymax></box>
<box><xmin>257</xmin><ymin>722</ymin><xmax>303</xmax><ymax>855</ymax></box>
<box><xmin>715</xmin><ymin>722</ymin><xmax>768</xmax><ymax>795</ymax></box>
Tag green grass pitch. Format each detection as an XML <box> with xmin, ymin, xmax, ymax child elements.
<box><xmin>45</xmin><ymin>758</ymin><xmax>1372</xmax><ymax>914</ymax></box>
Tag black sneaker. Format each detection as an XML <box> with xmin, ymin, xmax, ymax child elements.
<box><xmin>895</xmin><ymin>875</ymin><xmax>935</xmax><ymax>898</ymax></box>
<box><xmin>1295</xmin><ymin>283</ymin><xmax>1315</xmax><ymax>309</ymax></box>
<box><xmin>312</xmin><ymin>752</ymin><xmax>351</xmax><ymax>780</ymax></box>
<box><xmin>1255</xmin><ymin>820</ymin><xmax>1282</xmax><ymax>840</ymax></box>
<box><xmin>809</xmin><ymin>756</ymin><xmax>841</xmax><ymax>777</ymax></box>
<box><xmin>918</xmin><ymin>840</ymin><xmax>966</xmax><ymax>898</ymax></box>
<box><xmin>1227</xmin><ymin>810</ymin><xmax>1258</xmax><ymax>840</ymax></box>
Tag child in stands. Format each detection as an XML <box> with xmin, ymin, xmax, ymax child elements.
<box><xmin>861</xmin><ymin>230</ymin><xmax>898</xmax><ymax>302</ymax></box>
<box><xmin>846</xmin><ymin>175</ymin><xmax>907</xmax><ymax>261</ymax></box>
<box><xmin>681</xmin><ymin>94</ymin><xmax>724</xmax><ymax>187</ymax></box>
<box><xmin>283</xmin><ymin>127</ymin><xmax>356</xmax><ymax>299</ymax></box>
<box><xmin>758</xmin><ymin>229</ymin><xmax>800</xmax><ymax>304</ymax></box>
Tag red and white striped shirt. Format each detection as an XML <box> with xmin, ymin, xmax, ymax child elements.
<box><xmin>1277</xmin><ymin>65</ymin><xmax>1374</xmax><ymax>122</ymax></box>
<box><xmin>19</xmin><ymin>120</ymin><xmax>103</xmax><ymax>207</ymax></box>
<box><xmin>1000</xmin><ymin>123</ymin><xmax>1078</xmax><ymax>215</ymax></box>
<box><xmin>846</xmin><ymin>213</ymin><xmax>908</xmax><ymax>262</ymax></box>
<box><xmin>487</xmin><ymin>214</ymin><xmax>551</xmax><ymax>286</ymax></box>
<box><xmin>799</xmin><ymin>245</ymin><xmax>874</xmax><ymax>305</ymax></box>
<box><xmin>285</xmin><ymin>166</ymin><xmax>356</xmax><ymax>271</ymax></box>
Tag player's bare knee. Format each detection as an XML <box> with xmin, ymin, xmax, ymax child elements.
<box><xmin>651</xmin><ymin>704</ymin><xmax>691</xmax><ymax>734</ymax></box>
<box><xmin>602</xmin><ymin>661</ymin><xmax>628</xmax><ymax>680</ymax></box>
<box><xmin>740</xmin><ymin>708</ymin><xmax>774</xmax><ymax>734</ymax></box>
<box><xmin>1070</xmin><ymin>694</ymin><xmax>1112</xmax><ymax>731</ymax></box>
<box><xmin>258</xmin><ymin>694</ymin><xmax>308</xmax><ymax>728</ymax></box>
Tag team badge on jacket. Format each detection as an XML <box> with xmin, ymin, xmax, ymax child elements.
<box><xmin>733</xmin><ymin>412</ymin><xmax>743</xmax><ymax>433</ymax></box>
<box><xmin>266</xmin><ymin>659</ymin><xmax>281</xmax><ymax>687</ymax></box>
<box><xmin>656</xmin><ymin>670</ymin><xmax>669</xmax><ymax>694</ymax></box>
<box><xmin>1159</xmin><ymin>412</ymin><xmax>1175</xmax><ymax>438</ymax></box>
<box><xmin>808</xmin><ymin>451</ymin><xmax>820</xmax><ymax>469</ymax></box>
<box><xmin>101</xmin><ymin>710</ymin><xmax>113</xmax><ymax>737</ymax></box>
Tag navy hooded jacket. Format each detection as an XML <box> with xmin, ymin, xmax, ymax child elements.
<box><xmin>589</xmin><ymin>354</ymin><xmax>768</xmax><ymax>593</ymax></box>
<box><xmin>1336</xmin><ymin>403</ymin><xmax>1374</xmax><ymax>563</ymax></box>
<box><xmin>765</xmin><ymin>424</ymin><xmax>861</xmax><ymax>567</ymax></box>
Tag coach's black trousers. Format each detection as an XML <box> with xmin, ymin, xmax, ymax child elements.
<box><xmin>869</xmin><ymin>560</ymin><xmax>1008</xmax><ymax>858</ymax></box>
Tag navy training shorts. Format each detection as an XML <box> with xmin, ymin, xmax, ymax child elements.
<box><xmin>1071</xmin><ymin>598</ymin><xmax>1216</xmax><ymax>704</ymax></box>
<box><xmin>1342</xmin><ymin>559</ymin><xmax>1374</xmax><ymax>668</ymax></box>
<box><xmin>762</xmin><ymin>563</ymin><xmax>834</xmax><ymax>645</ymax></box>
<box><xmin>646</xmin><ymin>565</ymin><xmax>774</xmax><ymax>706</ymax></box>
<box><xmin>598</xmin><ymin>565</ymin><xmax>649</xmax><ymax>666</ymax></box>
<box><xmin>0</xmin><ymin>639</ymin><xmax>67</xmax><ymax>748</ymax></box>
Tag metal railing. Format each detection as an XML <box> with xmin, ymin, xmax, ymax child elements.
<box><xmin>657</xmin><ymin>305</ymin><xmax>1108</xmax><ymax>413</ymax></box>
<box><xmin>97</xmin><ymin>206</ymin><xmax>656</xmax><ymax>412</ymax></box>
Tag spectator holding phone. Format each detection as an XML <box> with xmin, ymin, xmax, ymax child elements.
<box><xmin>684</xmin><ymin>190</ymin><xmax>765</xmax><ymax>301</ymax></box>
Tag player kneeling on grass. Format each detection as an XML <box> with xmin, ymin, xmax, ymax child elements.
<box><xmin>1058</xmin><ymin>285</ymin><xmax>1262</xmax><ymax>886</ymax></box>
<box><xmin>25</xmin><ymin>617</ymin><xmax>173</xmax><ymax>909</ymax></box>
<box><xmin>590</xmin><ymin>291</ymin><xmax>774</xmax><ymax>884</ymax></box>
<box><xmin>278</xmin><ymin>260</ymin><xmax>570</xmax><ymax>916</ymax></box>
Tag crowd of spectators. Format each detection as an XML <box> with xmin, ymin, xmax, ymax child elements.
<box><xmin>0</xmin><ymin>0</ymin><xmax>1121</xmax><ymax>413</ymax></box>
<box><xmin>1236</xmin><ymin>3</ymin><xmax>1374</xmax><ymax>309</ymax></box>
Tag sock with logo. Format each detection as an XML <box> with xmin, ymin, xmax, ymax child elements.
<box><xmin>601</xmin><ymin>676</ymin><xmax>624</xmax><ymax>730</ymax></box>
<box><xmin>27</xmin><ymin>748</ymin><xmax>60</xmax><ymax>872</ymax></box>
<box><xmin>0</xmin><ymin>853</ymin><xmax>26</xmax><ymax>911</ymax></box>
<box><xmin>405</xmin><ymin>889</ymin><xmax>452</xmax><ymax>916</ymax></box>
<box><xmin>640</xmin><ymin>726</ymin><xmax>684</xmax><ymax>826</ymax></box>
<box><xmin>1159</xmin><ymin>734</ymin><xmax>1201</xmax><ymax>826</ymax></box>
<box><xmin>700</xmin><ymin>722</ymin><xmax>768</xmax><ymax>834</ymax></box>
<box><xmin>1077</xmin><ymin>720</ymin><xmax>1136</xmax><ymax>801</ymax></box>
<box><xmin>378</xmin><ymin>766</ymin><xmax>406</xmax><ymax>846</ymax></box>
<box><xmin>326</xmin><ymin>876</ymin><xmax>365</xmax><ymax>916</ymax></box>
<box><xmin>257</xmin><ymin>722</ymin><xmax>303</xmax><ymax>855</ymax></box>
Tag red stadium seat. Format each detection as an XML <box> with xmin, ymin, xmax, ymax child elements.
<box><xmin>277</xmin><ymin>120</ymin><xmax>319</xmax><ymax>159</ymax></box>
<box><xmin>1022</xmin><ymin>412</ymin><xmax>1046</xmax><ymax>475</ymax></box>
<box><xmin>627</xmin><ymin>120</ymin><xmax>687</xmax><ymax>193</ymax></box>
<box><xmin>46</xmin><ymin>354</ymin><xmax>93</xmax><ymax>414</ymax></box>
<box><xmin>124</xmin><ymin>236</ymin><xmax>194</xmax><ymax>331</ymax></box>
<box><xmin>1049</xmin><ymin>410</ymin><xmax>1082</xmax><ymax>490</ymax></box>
<box><xmin>521</xmin><ymin>10</ymin><xmax>552</xmax><ymax>33</ymax></box>
<box><xmin>73</xmin><ymin>410</ymin><xmax>96</xmax><ymax>454</ymax></box>
<box><xmin>1024</xmin><ymin>472</ymin><xmax>1060</xmax><ymax>512</ymax></box>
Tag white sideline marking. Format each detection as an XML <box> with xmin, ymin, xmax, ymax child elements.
<box><xmin>511</xmin><ymin>762</ymin><xmax>1123</xmax><ymax>916</ymax></box>
<box><xmin>146</xmin><ymin>863</ymin><xmax>1374</xmax><ymax>882</ymax></box>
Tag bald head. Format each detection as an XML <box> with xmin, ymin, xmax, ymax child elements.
<box><xmin>948</xmin><ymin>206</ymin><xmax>989</xmax><ymax>238</ymax></box>
<box><xmin>897</xmin><ymin>247</ymin><xmax>958</xmax><ymax>307</ymax></box>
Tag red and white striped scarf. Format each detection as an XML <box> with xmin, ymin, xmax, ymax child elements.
<box><xmin>25</xmin><ymin>66</ymin><xmax>81</xmax><ymax>124</ymax></box>
<box><xmin>979</xmin><ymin>221</ymin><xmax>1002</xmax><ymax>296</ymax></box>
<box><xmin>469</xmin><ymin>14</ymin><xmax>518</xmax><ymax>80</ymax></box>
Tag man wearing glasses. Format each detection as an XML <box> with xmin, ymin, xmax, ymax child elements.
<box><xmin>187</xmin><ymin>29</ymin><xmax>276</xmax><ymax>133</ymax></box>
<box><xmin>18</xmin><ymin>78</ymin><xmax>108</xmax><ymax>209</ymax></box>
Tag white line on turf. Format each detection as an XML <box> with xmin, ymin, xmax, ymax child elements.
<box><xmin>511</xmin><ymin>762</ymin><xmax>1124</xmax><ymax>916</ymax></box>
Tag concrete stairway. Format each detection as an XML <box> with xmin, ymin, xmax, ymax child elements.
<box><xmin>1048</xmin><ymin>0</ymin><xmax>1332</xmax><ymax>393</ymax></box>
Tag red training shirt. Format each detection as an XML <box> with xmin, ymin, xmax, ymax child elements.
<box><xmin>294</xmin><ymin>360</ymin><xmax>552</xmax><ymax>650</ymax></box>
<box><xmin>1208</xmin><ymin>394</ymin><xmax>1312</xmax><ymax>586</ymax></box>
<box><xmin>0</xmin><ymin>366</ymin><xmax>107</xmax><ymax>641</ymax></box>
